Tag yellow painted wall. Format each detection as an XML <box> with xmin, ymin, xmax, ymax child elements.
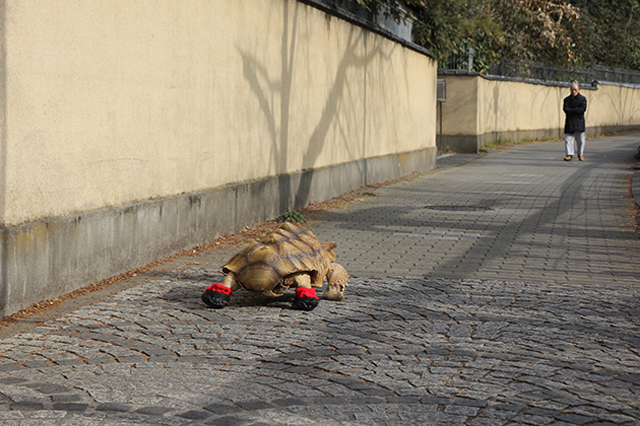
<box><xmin>439</xmin><ymin>74</ymin><xmax>640</xmax><ymax>149</ymax></box>
<box><xmin>0</xmin><ymin>0</ymin><xmax>436</xmax><ymax>226</ymax></box>
<box><xmin>438</xmin><ymin>75</ymin><xmax>478</xmax><ymax>136</ymax></box>
<box><xmin>586</xmin><ymin>83</ymin><xmax>640</xmax><ymax>129</ymax></box>
<box><xmin>364</xmin><ymin>34</ymin><xmax>435</xmax><ymax>157</ymax></box>
<box><xmin>477</xmin><ymin>79</ymin><xmax>566</xmax><ymax>137</ymax></box>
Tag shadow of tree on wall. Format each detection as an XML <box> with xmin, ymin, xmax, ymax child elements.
<box><xmin>239</xmin><ymin>0</ymin><xmax>383</xmax><ymax>214</ymax></box>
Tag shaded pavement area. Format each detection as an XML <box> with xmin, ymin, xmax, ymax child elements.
<box><xmin>1</xmin><ymin>134</ymin><xmax>639</xmax><ymax>425</ymax></box>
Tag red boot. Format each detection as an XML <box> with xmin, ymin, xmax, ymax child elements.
<box><xmin>292</xmin><ymin>287</ymin><xmax>319</xmax><ymax>311</ymax></box>
<box><xmin>201</xmin><ymin>284</ymin><xmax>232</xmax><ymax>309</ymax></box>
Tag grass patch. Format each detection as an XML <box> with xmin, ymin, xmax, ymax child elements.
<box><xmin>483</xmin><ymin>136</ymin><xmax>561</xmax><ymax>151</ymax></box>
<box><xmin>275</xmin><ymin>210</ymin><xmax>307</xmax><ymax>223</ymax></box>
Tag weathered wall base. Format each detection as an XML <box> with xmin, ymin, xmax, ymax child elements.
<box><xmin>437</xmin><ymin>135</ymin><xmax>484</xmax><ymax>154</ymax></box>
<box><xmin>438</xmin><ymin>125</ymin><xmax>640</xmax><ymax>153</ymax></box>
<box><xmin>438</xmin><ymin>129</ymin><xmax>562</xmax><ymax>153</ymax></box>
<box><xmin>0</xmin><ymin>147</ymin><xmax>435</xmax><ymax>317</ymax></box>
<box><xmin>586</xmin><ymin>125</ymin><xmax>640</xmax><ymax>138</ymax></box>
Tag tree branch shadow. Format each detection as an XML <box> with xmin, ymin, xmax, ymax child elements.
<box><xmin>239</xmin><ymin>2</ymin><xmax>386</xmax><ymax>214</ymax></box>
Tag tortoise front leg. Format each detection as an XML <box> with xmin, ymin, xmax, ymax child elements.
<box><xmin>291</xmin><ymin>273</ymin><xmax>319</xmax><ymax>311</ymax></box>
<box><xmin>221</xmin><ymin>273</ymin><xmax>242</xmax><ymax>292</ymax></box>
<box><xmin>323</xmin><ymin>263</ymin><xmax>349</xmax><ymax>301</ymax></box>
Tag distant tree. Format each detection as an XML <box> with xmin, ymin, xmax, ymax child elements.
<box><xmin>348</xmin><ymin>0</ymin><xmax>640</xmax><ymax>71</ymax></box>
<box><xmin>408</xmin><ymin>0</ymin><xmax>466</xmax><ymax>61</ymax></box>
<box><xmin>566</xmin><ymin>0</ymin><xmax>640</xmax><ymax>70</ymax></box>
<box><xmin>408</xmin><ymin>0</ymin><xmax>503</xmax><ymax>73</ymax></box>
<box><xmin>487</xmin><ymin>0</ymin><xmax>579</xmax><ymax>66</ymax></box>
<box><xmin>353</xmin><ymin>0</ymin><xmax>577</xmax><ymax>66</ymax></box>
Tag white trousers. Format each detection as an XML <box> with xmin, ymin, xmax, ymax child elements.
<box><xmin>565</xmin><ymin>132</ymin><xmax>585</xmax><ymax>157</ymax></box>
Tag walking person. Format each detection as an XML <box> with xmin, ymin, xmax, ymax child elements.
<box><xmin>563</xmin><ymin>82</ymin><xmax>588</xmax><ymax>161</ymax></box>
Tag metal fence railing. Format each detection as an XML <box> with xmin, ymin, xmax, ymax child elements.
<box><xmin>486</xmin><ymin>61</ymin><xmax>640</xmax><ymax>85</ymax></box>
<box><xmin>440</xmin><ymin>49</ymin><xmax>640</xmax><ymax>85</ymax></box>
<box><xmin>589</xmin><ymin>66</ymin><xmax>640</xmax><ymax>85</ymax></box>
<box><xmin>439</xmin><ymin>48</ymin><xmax>477</xmax><ymax>72</ymax></box>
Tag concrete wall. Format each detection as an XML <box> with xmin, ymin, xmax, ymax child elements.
<box><xmin>0</xmin><ymin>0</ymin><xmax>437</xmax><ymax>317</ymax></box>
<box><xmin>438</xmin><ymin>72</ymin><xmax>640</xmax><ymax>153</ymax></box>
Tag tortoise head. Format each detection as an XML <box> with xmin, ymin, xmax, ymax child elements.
<box><xmin>322</xmin><ymin>242</ymin><xmax>337</xmax><ymax>262</ymax></box>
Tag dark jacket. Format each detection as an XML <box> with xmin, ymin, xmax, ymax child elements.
<box><xmin>563</xmin><ymin>92</ymin><xmax>587</xmax><ymax>134</ymax></box>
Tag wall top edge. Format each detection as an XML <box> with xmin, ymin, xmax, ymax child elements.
<box><xmin>595</xmin><ymin>80</ymin><xmax>640</xmax><ymax>89</ymax></box>
<box><xmin>438</xmin><ymin>70</ymin><xmax>600</xmax><ymax>90</ymax></box>
<box><xmin>297</xmin><ymin>0</ymin><xmax>433</xmax><ymax>59</ymax></box>
<box><xmin>438</xmin><ymin>70</ymin><xmax>640</xmax><ymax>90</ymax></box>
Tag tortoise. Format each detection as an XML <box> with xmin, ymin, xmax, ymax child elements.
<box><xmin>201</xmin><ymin>222</ymin><xmax>349</xmax><ymax>311</ymax></box>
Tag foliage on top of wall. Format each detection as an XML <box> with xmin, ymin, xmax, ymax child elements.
<box><xmin>349</xmin><ymin>0</ymin><xmax>640</xmax><ymax>71</ymax></box>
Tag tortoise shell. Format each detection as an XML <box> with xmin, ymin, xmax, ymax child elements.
<box><xmin>222</xmin><ymin>222</ymin><xmax>337</xmax><ymax>293</ymax></box>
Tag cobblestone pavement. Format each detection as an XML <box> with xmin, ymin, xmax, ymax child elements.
<box><xmin>1</xmin><ymin>135</ymin><xmax>639</xmax><ymax>425</ymax></box>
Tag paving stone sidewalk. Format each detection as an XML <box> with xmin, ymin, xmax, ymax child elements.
<box><xmin>0</xmin><ymin>134</ymin><xmax>639</xmax><ymax>425</ymax></box>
